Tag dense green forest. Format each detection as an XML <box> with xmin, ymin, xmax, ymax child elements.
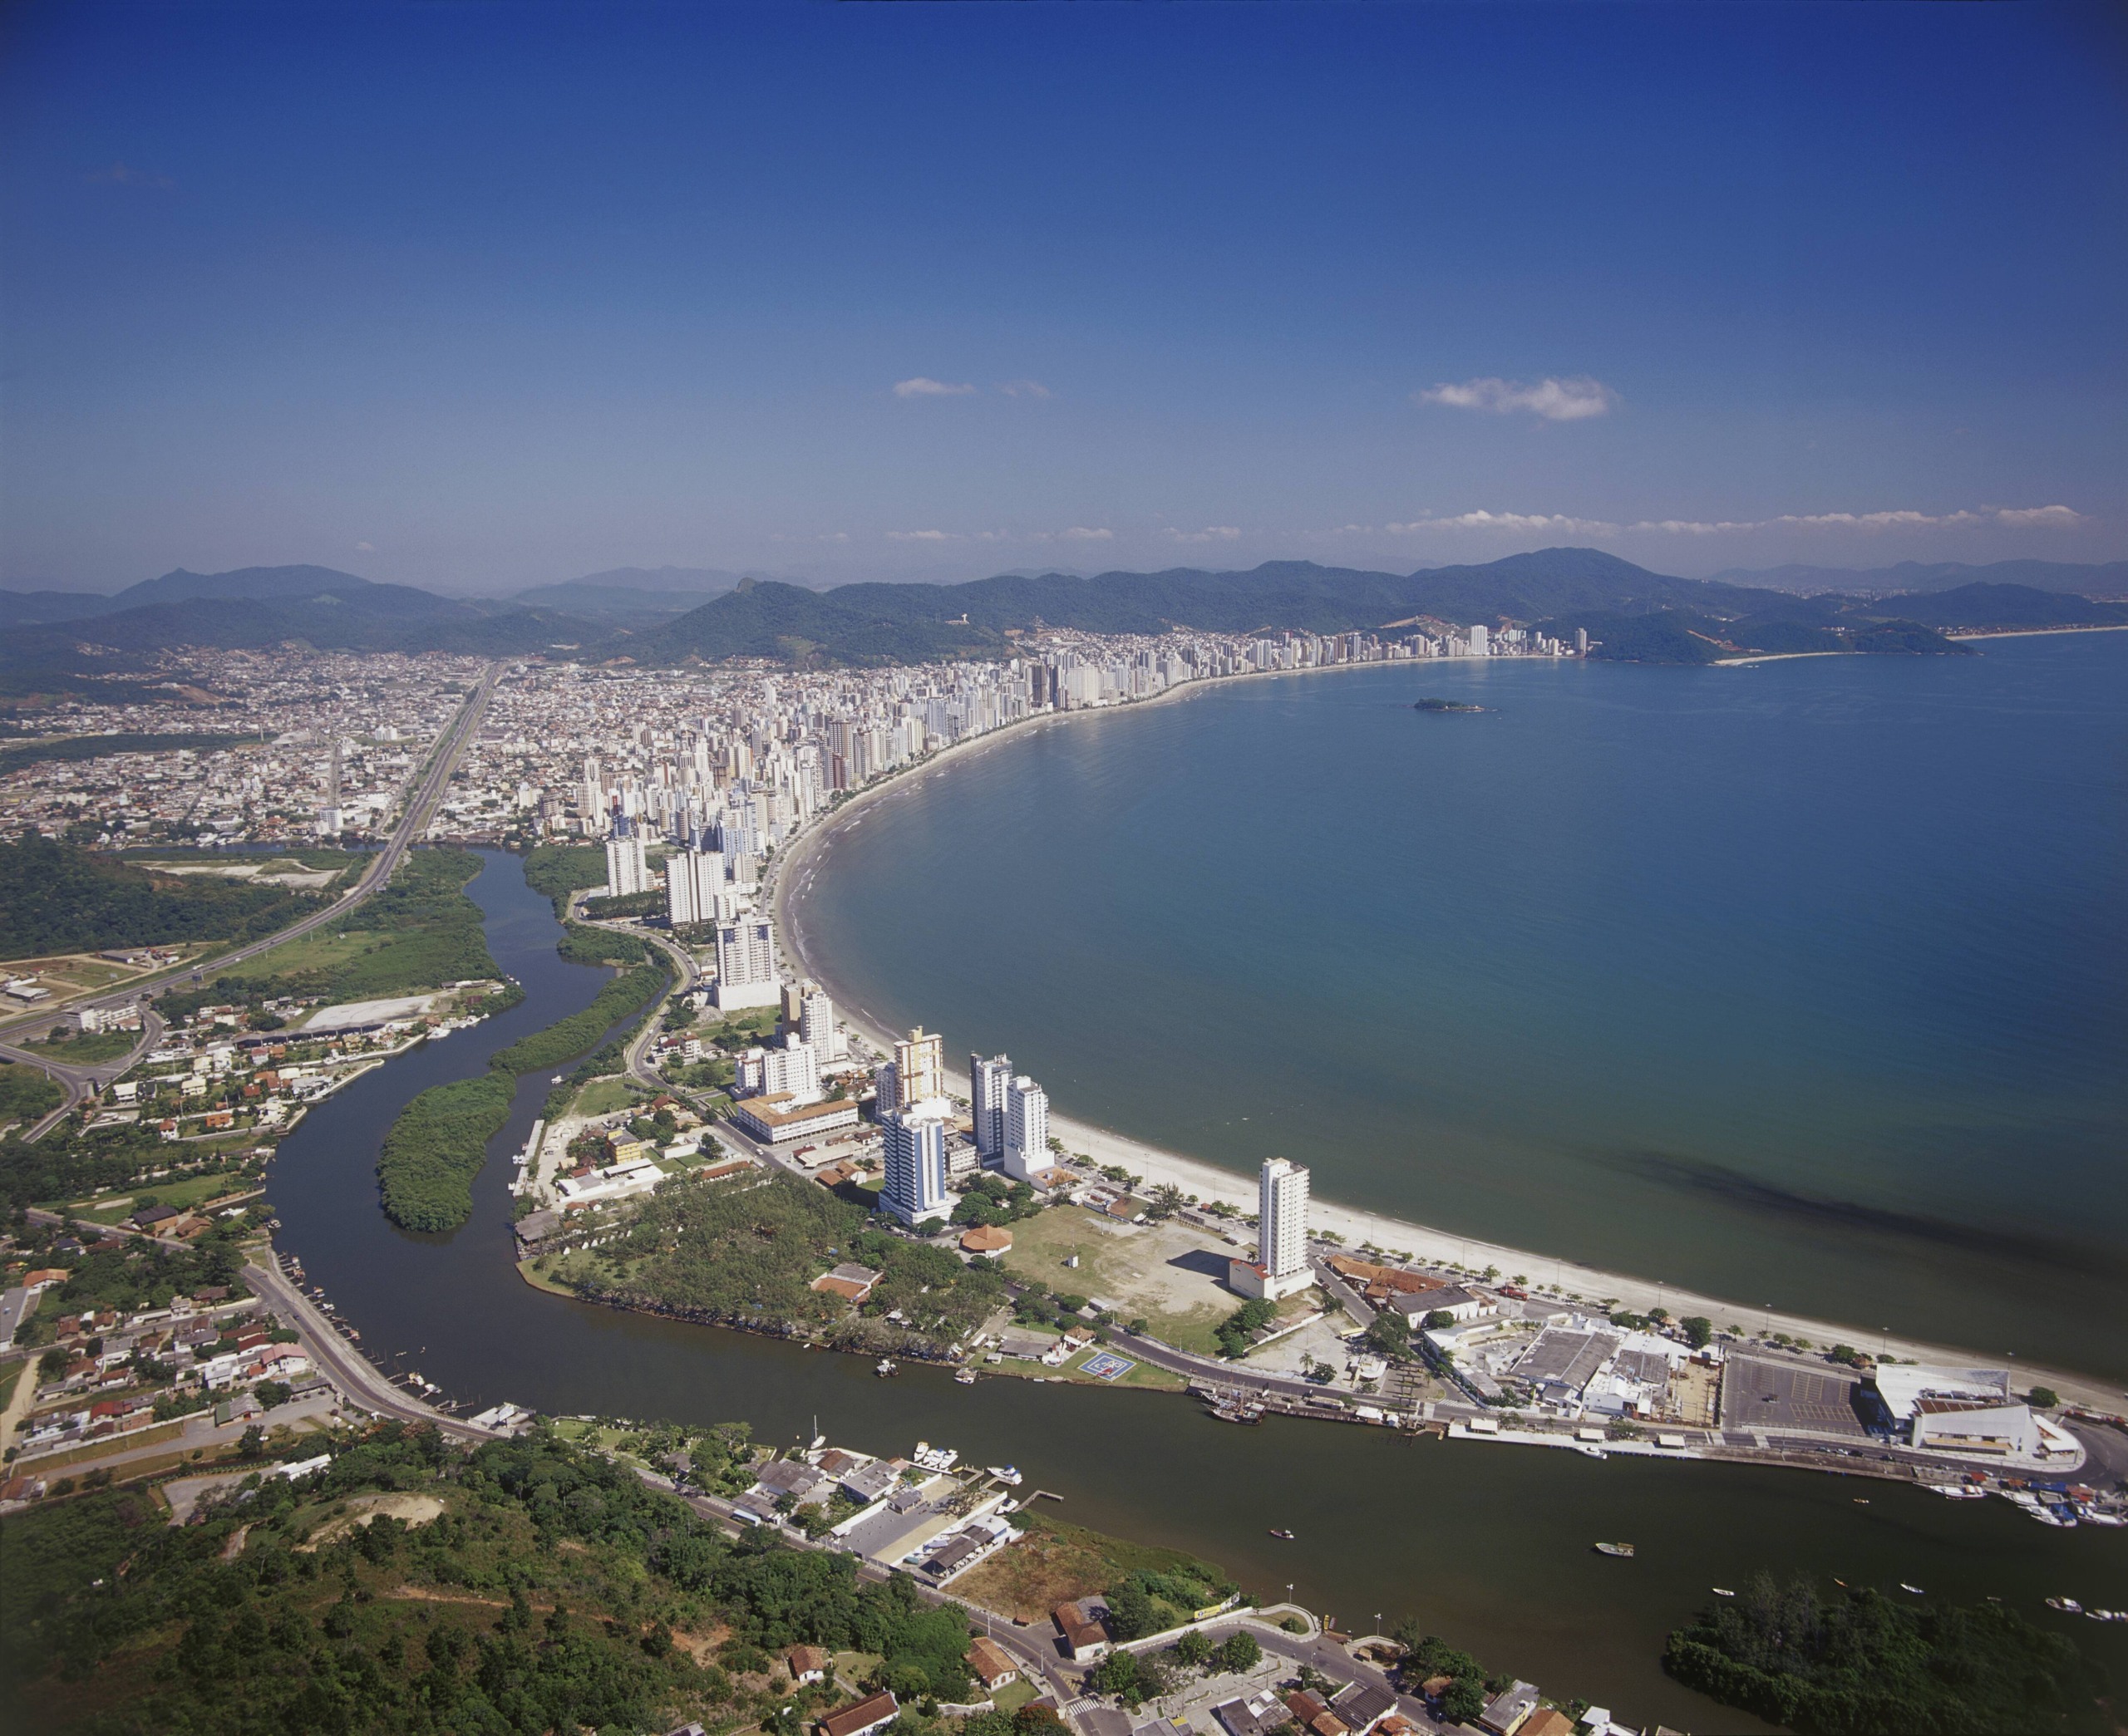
<box><xmin>0</xmin><ymin>834</ymin><xmax>342</xmax><ymax>961</ymax></box>
<box><xmin>0</xmin><ymin>731</ymin><xmax>262</xmax><ymax>779</ymax></box>
<box><xmin>489</xmin><ymin>962</ymin><xmax>667</xmax><ymax>1078</ymax></box>
<box><xmin>519</xmin><ymin>843</ymin><xmax>609</xmax><ymax>919</ymax></box>
<box><xmin>0</xmin><ymin>1060</ymin><xmax>65</xmax><ymax>1130</ymax></box>
<box><xmin>0</xmin><ymin>1421</ymin><xmax>988</xmax><ymax>1734</ymax></box>
<box><xmin>376</xmin><ymin>1070</ymin><xmax>519</xmax><ymax>1233</ymax></box>
<box><xmin>559</xmin><ymin>1172</ymin><xmax>1008</xmax><ymax>1355</ymax></box>
<box><xmin>1663</xmin><ymin>1572</ymin><xmax>2104</xmax><ymax>1734</ymax></box>
<box><xmin>377</xmin><ymin>947</ymin><xmax>666</xmax><ymax>1231</ymax></box>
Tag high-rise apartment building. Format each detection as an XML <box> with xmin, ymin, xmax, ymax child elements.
<box><xmin>970</xmin><ymin>1053</ymin><xmax>1013</xmax><ymax>1159</ymax></box>
<box><xmin>1229</xmin><ymin>1157</ymin><xmax>1313</xmax><ymax>1300</ymax></box>
<box><xmin>801</xmin><ymin>991</ymin><xmax>842</xmax><ymax>1061</ymax></box>
<box><xmin>889</xmin><ymin>1027</ymin><xmax>943</xmax><ymax>1110</ymax></box>
<box><xmin>605</xmin><ymin>831</ymin><xmax>648</xmax><ymax>898</ymax></box>
<box><xmin>881</xmin><ymin>1098</ymin><xmax>953</xmax><ymax>1226</ymax></box>
<box><xmin>1002</xmin><ymin>1075</ymin><xmax>1049</xmax><ymax>1183</ymax></box>
<box><xmin>712</xmin><ymin>914</ymin><xmax>779</xmax><ymax>1011</ymax></box>
<box><xmin>1467</xmin><ymin>623</ymin><xmax>1490</xmax><ymax>658</ymax></box>
<box><xmin>737</xmin><ymin>1034</ymin><xmax>820</xmax><ymax>1105</ymax></box>
<box><xmin>664</xmin><ymin>848</ymin><xmax>727</xmax><ymax>927</ymax></box>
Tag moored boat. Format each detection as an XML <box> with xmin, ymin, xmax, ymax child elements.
<box><xmin>1594</xmin><ymin>1542</ymin><xmax>1634</xmax><ymax>1558</ymax></box>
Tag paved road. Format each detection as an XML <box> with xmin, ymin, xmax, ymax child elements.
<box><xmin>242</xmin><ymin>1257</ymin><xmax>503</xmax><ymax>1446</ymax></box>
<box><xmin>0</xmin><ymin>666</ymin><xmax>500</xmax><ymax>1138</ymax></box>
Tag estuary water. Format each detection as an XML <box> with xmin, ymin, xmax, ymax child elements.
<box><xmin>266</xmin><ymin>847</ymin><xmax>2128</xmax><ymax>1734</ymax></box>
<box><xmin>793</xmin><ymin>632</ymin><xmax>2128</xmax><ymax>1384</ymax></box>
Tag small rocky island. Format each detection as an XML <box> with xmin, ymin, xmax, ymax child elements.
<box><xmin>1414</xmin><ymin>696</ymin><xmax>1486</xmax><ymax>713</ymax></box>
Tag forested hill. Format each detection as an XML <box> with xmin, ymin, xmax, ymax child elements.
<box><xmin>639</xmin><ymin>549</ymin><xmax>2127</xmax><ymax>666</ymax></box>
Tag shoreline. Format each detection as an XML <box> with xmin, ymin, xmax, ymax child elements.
<box><xmin>765</xmin><ymin>661</ymin><xmax>2123</xmax><ymax>1416</ymax></box>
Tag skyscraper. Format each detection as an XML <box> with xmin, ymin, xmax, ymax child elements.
<box><xmin>1467</xmin><ymin>622</ymin><xmax>1490</xmax><ymax>658</ymax></box>
<box><xmin>890</xmin><ymin>1027</ymin><xmax>943</xmax><ymax>1109</ymax></box>
<box><xmin>801</xmin><ymin>991</ymin><xmax>842</xmax><ymax>1061</ymax></box>
<box><xmin>712</xmin><ymin>914</ymin><xmax>779</xmax><ymax>1010</ymax></box>
<box><xmin>1002</xmin><ymin>1075</ymin><xmax>1048</xmax><ymax>1183</ymax></box>
<box><xmin>881</xmin><ymin>1098</ymin><xmax>953</xmax><ymax>1226</ymax></box>
<box><xmin>604</xmin><ymin>830</ymin><xmax>648</xmax><ymax>898</ymax></box>
<box><xmin>737</xmin><ymin>1033</ymin><xmax>820</xmax><ymax>1104</ymax></box>
<box><xmin>664</xmin><ymin>848</ymin><xmax>727</xmax><ymax>927</ymax></box>
<box><xmin>1229</xmin><ymin>1157</ymin><xmax>1312</xmax><ymax>1300</ymax></box>
<box><xmin>970</xmin><ymin>1053</ymin><xmax>1013</xmax><ymax>1159</ymax></box>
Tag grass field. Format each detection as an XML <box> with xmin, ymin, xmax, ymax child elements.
<box><xmin>68</xmin><ymin>1169</ymin><xmax>259</xmax><ymax>1222</ymax></box>
<box><xmin>237</xmin><ymin>922</ymin><xmax>378</xmax><ymax>981</ymax></box>
<box><xmin>573</xmin><ymin>1076</ymin><xmax>646</xmax><ymax>1117</ymax></box>
<box><xmin>1000</xmin><ymin>1207</ymin><xmax>1239</xmax><ymax>1356</ymax></box>
<box><xmin>947</xmin><ymin>1512</ymin><xmax>1231</xmax><ymax>1625</ymax></box>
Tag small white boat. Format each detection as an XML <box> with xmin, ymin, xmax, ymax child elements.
<box><xmin>875</xmin><ymin>1359</ymin><xmax>898</xmax><ymax>1377</ymax></box>
<box><xmin>1712</xmin><ymin>1587</ymin><xmax>1736</xmax><ymax>1598</ymax></box>
<box><xmin>988</xmin><ymin>1465</ymin><xmax>1023</xmax><ymax>1485</ymax></box>
<box><xmin>1900</xmin><ymin>1583</ymin><xmax>1924</xmax><ymax>1596</ymax></box>
<box><xmin>954</xmin><ymin>1369</ymin><xmax>978</xmax><ymax>1385</ymax></box>
<box><xmin>2047</xmin><ymin>1596</ymin><xmax>2082</xmax><ymax>1614</ymax></box>
<box><xmin>1576</xmin><ymin>1444</ymin><xmax>1608</xmax><ymax>1460</ymax></box>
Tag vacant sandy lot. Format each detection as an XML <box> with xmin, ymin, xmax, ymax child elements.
<box><xmin>1002</xmin><ymin>1205</ymin><xmax>1248</xmax><ymax>1355</ymax></box>
<box><xmin>303</xmin><ymin>1491</ymin><xmax>446</xmax><ymax>1548</ymax></box>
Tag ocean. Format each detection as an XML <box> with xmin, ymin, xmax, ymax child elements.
<box><xmin>791</xmin><ymin>632</ymin><xmax>2128</xmax><ymax>1383</ymax></box>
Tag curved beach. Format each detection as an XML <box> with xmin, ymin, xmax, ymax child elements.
<box><xmin>770</xmin><ymin>671</ymin><xmax>2124</xmax><ymax>1415</ymax></box>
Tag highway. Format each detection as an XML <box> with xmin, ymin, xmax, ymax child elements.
<box><xmin>0</xmin><ymin>662</ymin><xmax>500</xmax><ymax>1138</ymax></box>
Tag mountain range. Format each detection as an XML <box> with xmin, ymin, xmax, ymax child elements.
<box><xmin>2</xmin><ymin>553</ymin><xmax>2122</xmax><ymax>693</ymax></box>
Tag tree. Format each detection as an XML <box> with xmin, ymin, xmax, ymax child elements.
<box><xmin>1424</xmin><ymin>1310</ymin><xmax>1455</xmax><ymax>1330</ymax></box>
<box><xmin>1365</xmin><ymin>1314</ymin><xmax>1413</xmax><ymax>1360</ymax></box>
<box><xmin>1218</xmin><ymin>1631</ymin><xmax>1260</xmax><ymax>1673</ymax></box>
<box><xmin>1680</xmin><ymin>1316</ymin><xmax>1713</xmax><ymax>1349</ymax></box>
<box><xmin>2027</xmin><ymin>1386</ymin><xmax>2060</xmax><ymax>1409</ymax></box>
<box><xmin>1108</xmin><ymin>1580</ymin><xmax>1158</xmax><ymax>1640</ymax></box>
<box><xmin>1440</xmin><ymin>1680</ymin><xmax>1485</xmax><ymax>1724</ymax></box>
<box><xmin>1175</xmin><ymin>1629</ymin><xmax>1214</xmax><ymax>1668</ymax></box>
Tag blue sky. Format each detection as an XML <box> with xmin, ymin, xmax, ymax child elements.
<box><xmin>4</xmin><ymin>2</ymin><xmax>2124</xmax><ymax>593</ymax></box>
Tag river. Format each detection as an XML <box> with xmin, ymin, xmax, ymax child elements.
<box><xmin>268</xmin><ymin>844</ymin><xmax>2128</xmax><ymax>1734</ymax></box>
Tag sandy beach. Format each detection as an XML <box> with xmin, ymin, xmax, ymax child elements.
<box><xmin>767</xmin><ymin>669</ymin><xmax>2125</xmax><ymax>1416</ymax></box>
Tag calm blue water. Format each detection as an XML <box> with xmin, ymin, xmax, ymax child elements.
<box><xmin>794</xmin><ymin>634</ymin><xmax>2128</xmax><ymax>1382</ymax></box>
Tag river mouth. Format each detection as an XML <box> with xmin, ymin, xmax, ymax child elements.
<box><xmin>266</xmin><ymin>847</ymin><xmax>2128</xmax><ymax>1734</ymax></box>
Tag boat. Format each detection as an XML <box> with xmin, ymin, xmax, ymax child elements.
<box><xmin>2089</xmin><ymin>1610</ymin><xmax>2126</xmax><ymax>1624</ymax></box>
<box><xmin>954</xmin><ymin>1368</ymin><xmax>978</xmax><ymax>1385</ymax></box>
<box><xmin>2047</xmin><ymin>1597</ymin><xmax>2083</xmax><ymax>1615</ymax></box>
<box><xmin>1712</xmin><ymin>1587</ymin><xmax>1736</xmax><ymax>1598</ymax></box>
<box><xmin>1594</xmin><ymin>1542</ymin><xmax>1635</xmax><ymax>1558</ymax></box>
<box><xmin>2079</xmin><ymin>1511</ymin><xmax>2126</xmax><ymax>1527</ymax></box>
<box><xmin>874</xmin><ymin>1359</ymin><xmax>898</xmax><ymax>1377</ymax></box>
<box><xmin>1900</xmin><ymin>1584</ymin><xmax>1924</xmax><ymax>1596</ymax></box>
<box><xmin>987</xmin><ymin>1466</ymin><xmax>1023</xmax><ymax>1485</ymax></box>
<box><xmin>1209</xmin><ymin>1398</ymin><xmax>1264</xmax><ymax>1424</ymax></box>
<box><xmin>1576</xmin><ymin>1444</ymin><xmax>1608</xmax><ymax>1460</ymax></box>
<box><xmin>1852</xmin><ymin>1497</ymin><xmax>1869</xmax><ymax>1505</ymax></box>
<box><xmin>1268</xmin><ymin>1528</ymin><xmax>1296</xmax><ymax>1541</ymax></box>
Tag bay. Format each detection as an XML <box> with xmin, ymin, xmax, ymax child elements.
<box><xmin>791</xmin><ymin>633</ymin><xmax>2128</xmax><ymax>1384</ymax></box>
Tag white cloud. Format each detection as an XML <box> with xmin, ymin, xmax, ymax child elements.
<box><xmin>353</xmin><ymin>540</ymin><xmax>375</xmax><ymax>552</ymax></box>
<box><xmin>893</xmin><ymin>376</ymin><xmax>978</xmax><ymax>398</ymax></box>
<box><xmin>1161</xmin><ymin>525</ymin><xmax>1244</xmax><ymax>543</ymax></box>
<box><xmin>1993</xmin><ymin>504</ymin><xmax>2086</xmax><ymax>528</ymax></box>
<box><xmin>886</xmin><ymin>529</ymin><xmax>958</xmax><ymax>542</ymax></box>
<box><xmin>1368</xmin><ymin>503</ymin><xmax>2088</xmax><ymax>539</ymax></box>
<box><xmin>998</xmin><ymin>379</ymin><xmax>1052</xmax><ymax>399</ymax></box>
<box><xmin>1417</xmin><ymin>376</ymin><xmax>1616</xmax><ymax>421</ymax></box>
<box><xmin>1059</xmin><ymin>526</ymin><xmax>1113</xmax><ymax>541</ymax></box>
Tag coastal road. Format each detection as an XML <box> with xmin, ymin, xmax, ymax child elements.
<box><xmin>0</xmin><ymin>665</ymin><xmax>500</xmax><ymax>1138</ymax></box>
<box><xmin>242</xmin><ymin>1257</ymin><xmax>505</xmax><ymax>1446</ymax></box>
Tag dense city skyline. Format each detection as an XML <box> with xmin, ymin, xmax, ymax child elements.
<box><xmin>5</xmin><ymin>5</ymin><xmax>2125</xmax><ymax>593</ymax></box>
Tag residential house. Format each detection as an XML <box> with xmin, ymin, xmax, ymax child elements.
<box><xmin>968</xmin><ymin>1637</ymin><xmax>1018</xmax><ymax>1692</ymax></box>
<box><xmin>1328</xmin><ymin>1681</ymin><xmax>1397</xmax><ymax>1736</ymax></box>
<box><xmin>1052</xmin><ymin>1600</ymin><xmax>1110</xmax><ymax>1662</ymax></box>
<box><xmin>786</xmin><ymin>1645</ymin><xmax>830</xmax><ymax>1685</ymax></box>
<box><xmin>1478</xmin><ymin>1680</ymin><xmax>1543</xmax><ymax>1735</ymax></box>
<box><xmin>817</xmin><ymin>1691</ymin><xmax>899</xmax><ymax>1736</ymax></box>
<box><xmin>1285</xmin><ymin>1690</ymin><xmax>1348</xmax><ymax>1736</ymax></box>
